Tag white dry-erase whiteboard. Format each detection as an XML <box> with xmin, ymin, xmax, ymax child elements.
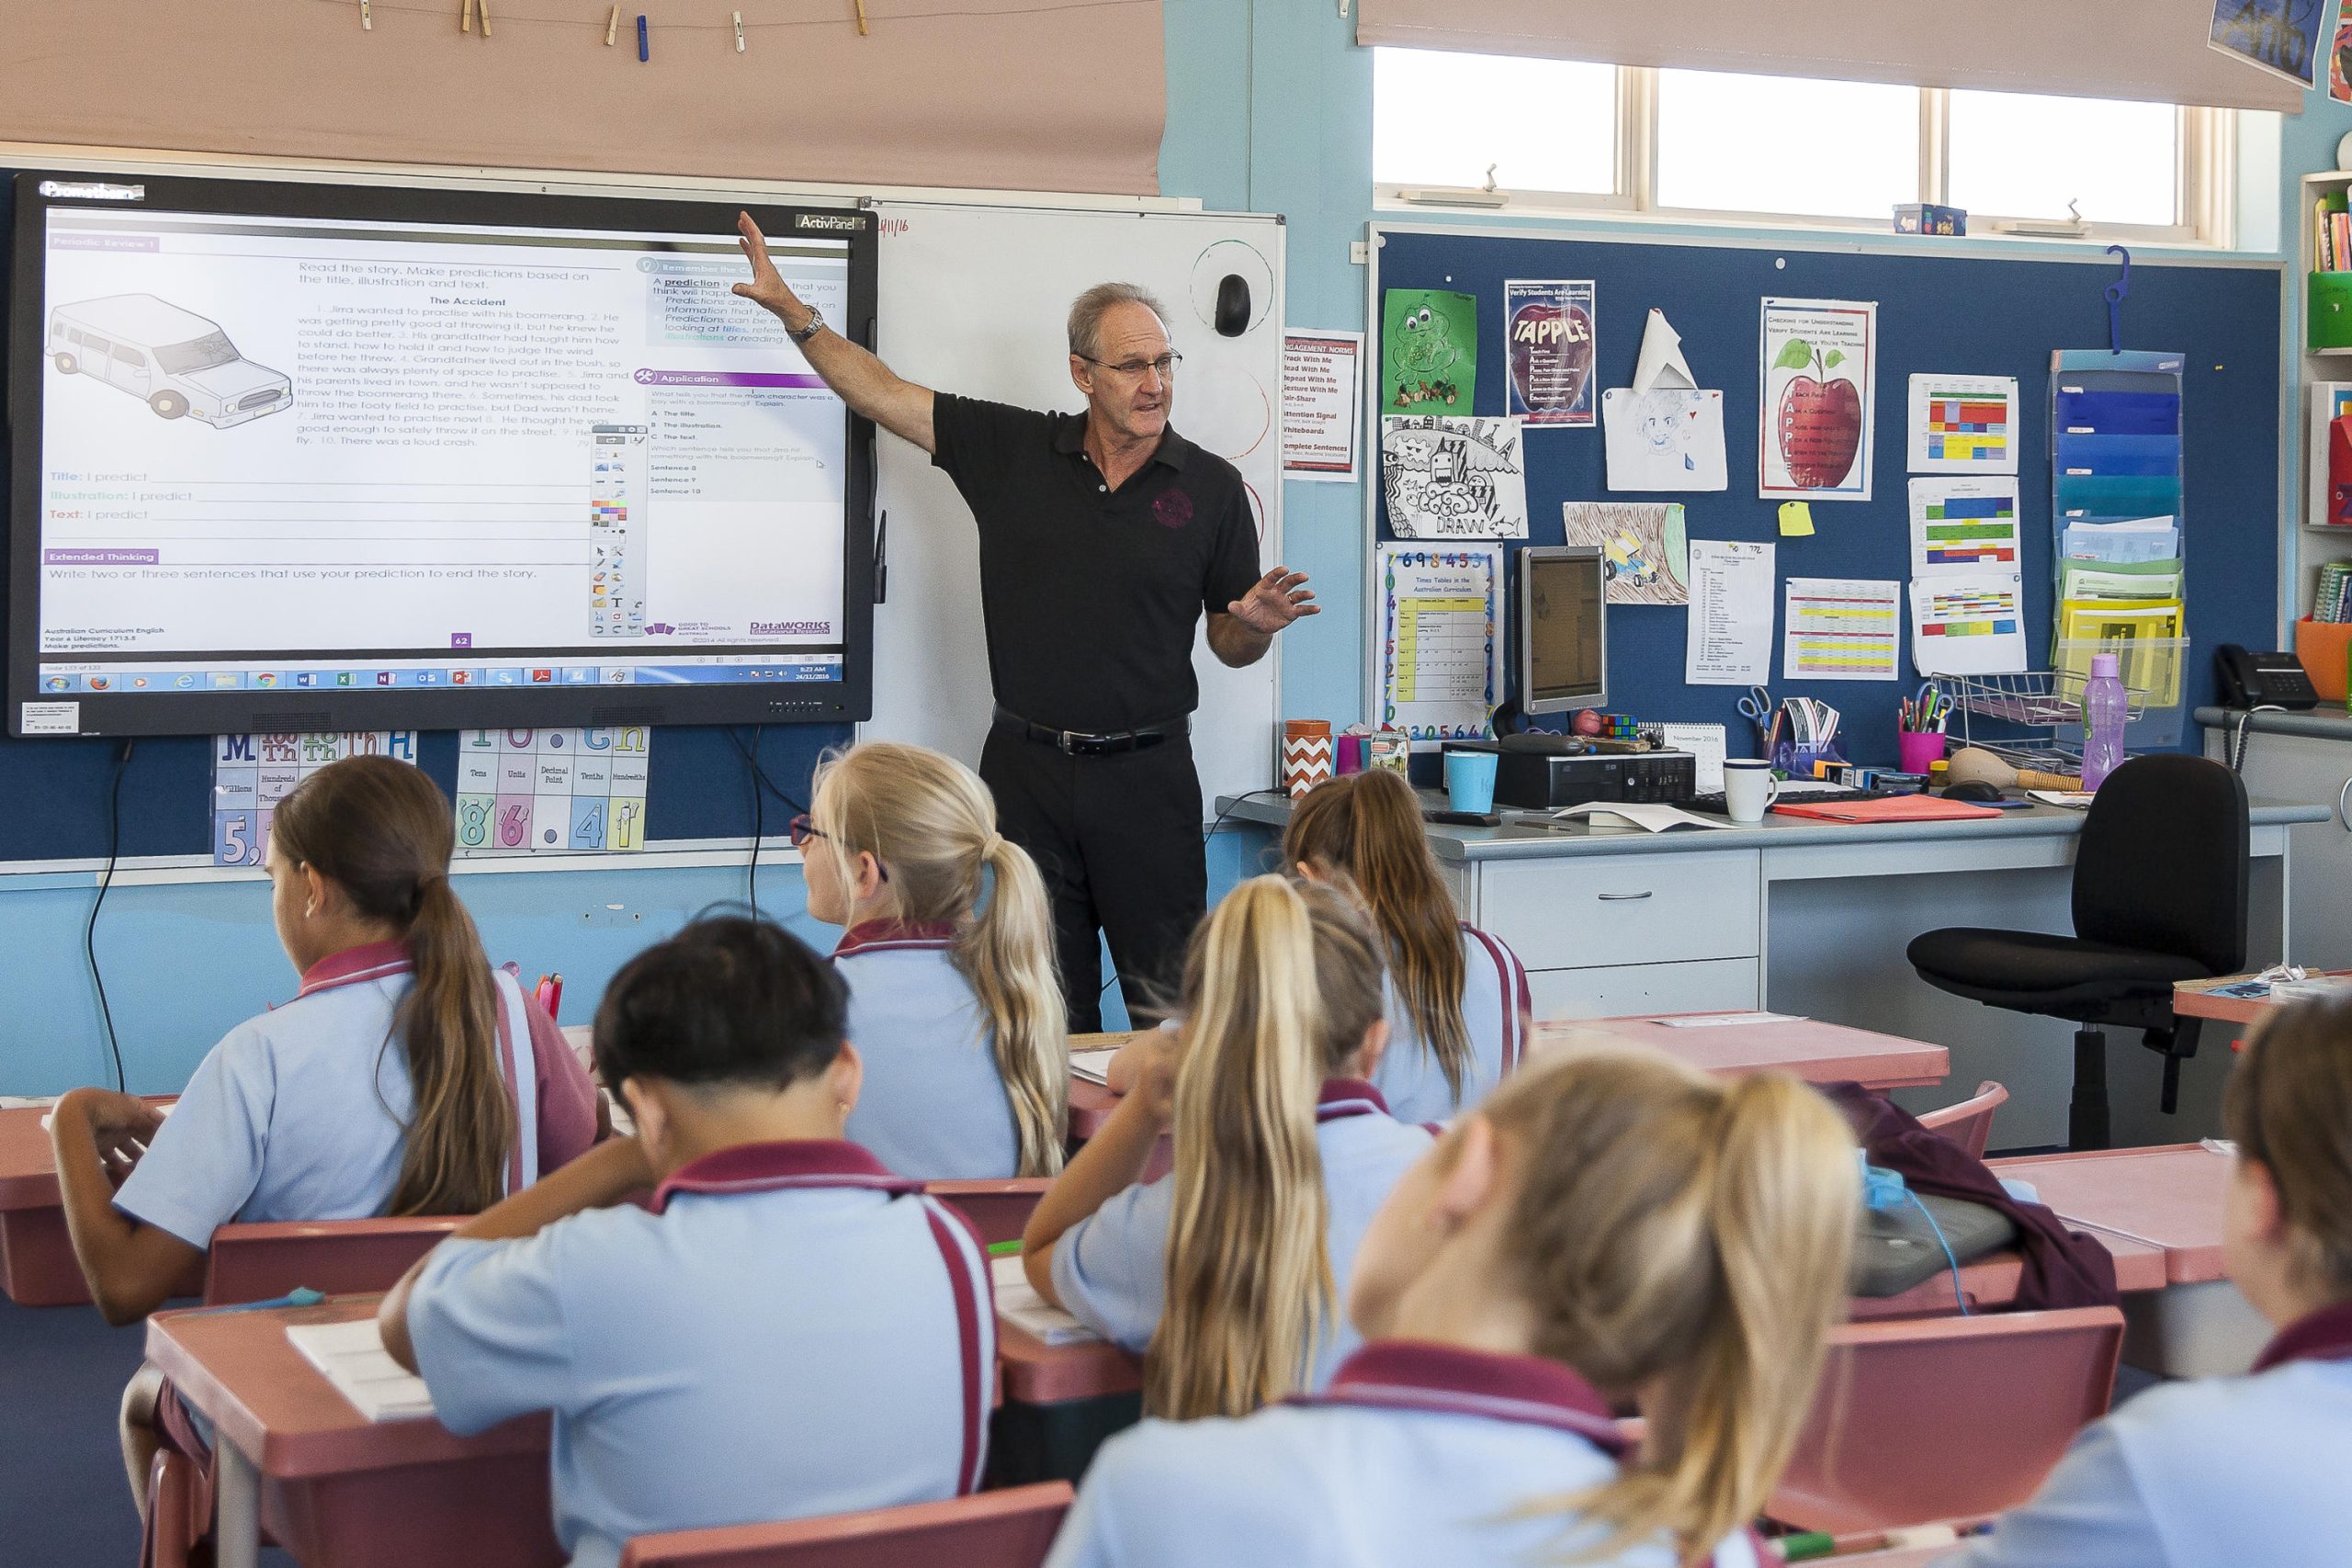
<box><xmin>866</xmin><ymin>202</ymin><xmax>1285</xmax><ymax>818</ymax></box>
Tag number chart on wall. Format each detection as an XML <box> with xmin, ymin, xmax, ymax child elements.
<box><xmin>212</xmin><ymin>730</ymin><xmax>419</xmax><ymax>866</ymax></box>
<box><xmin>456</xmin><ymin>728</ymin><xmax>650</xmax><ymax>855</ymax></box>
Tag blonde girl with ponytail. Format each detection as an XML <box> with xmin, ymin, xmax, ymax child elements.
<box><xmin>50</xmin><ymin>755</ymin><xmax>599</xmax><ymax>1514</ymax></box>
<box><xmin>1023</xmin><ymin>874</ymin><xmax>1432</xmax><ymax>1416</ymax></box>
<box><xmin>1954</xmin><ymin>995</ymin><xmax>2352</xmax><ymax>1567</ymax></box>
<box><xmin>1285</xmin><ymin>769</ymin><xmax>1532</xmax><ymax>1122</ymax></box>
<box><xmin>1042</xmin><ymin>1046</ymin><xmax>1860</xmax><ymax>1568</ymax></box>
<box><xmin>803</xmin><ymin>740</ymin><xmax>1068</xmax><ymax>1179</ymax></box>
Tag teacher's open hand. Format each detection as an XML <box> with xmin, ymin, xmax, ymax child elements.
<box><xmin>1227</xmin><ymin>568</ymin><xmax>1318</xmax><ymax>635</ymax></box>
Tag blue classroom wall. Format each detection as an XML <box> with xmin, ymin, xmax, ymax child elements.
<box><xmin>1373</xmin><ymin>230</ymin><xmax>2279</xmax><ymax>747</ymax></box>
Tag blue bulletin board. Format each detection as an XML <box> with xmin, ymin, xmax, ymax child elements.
<box><xmin>1368</xmin><ymin>225</ymin><xmax>2282</xmax><ymax>759</ymax></box>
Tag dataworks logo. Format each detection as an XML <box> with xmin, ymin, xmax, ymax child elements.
<box><xmin>750</xmin><ymin>619</ymin><xmax>831</xmax><ymax>637</ymax></box>
<box><xmin>794</xmin><ymin>213</ymin><xmax>865</xmax><ymax>231</ymax></box>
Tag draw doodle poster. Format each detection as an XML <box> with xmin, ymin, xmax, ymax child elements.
<box><xmin>457</xmin><ymin>728</ymin><xmax>650</xmax><ymax>854</ymax></box>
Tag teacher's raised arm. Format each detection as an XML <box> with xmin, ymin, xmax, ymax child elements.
<box><xmin>732</xmin><ymin>210</ymin><xmax>936</xmax><ymax>454</ymax></box>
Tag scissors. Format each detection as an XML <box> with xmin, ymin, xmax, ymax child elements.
<box><xmin>1737</xmin><ymin>686</ymin><xmax>1775</xmax><ymax>728</ymax></box>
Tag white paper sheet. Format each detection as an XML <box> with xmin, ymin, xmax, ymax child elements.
<box><xmin>1069</xmin><ymin>1047</ymin><xmax>1120</xmax><ymax>1086</ymax></box>
<box><xmin>1376</xmin><ymin>542</ymin><xmax>1503</xmax><ymax>739</ymax></box>
<box><xmin>1656</xmin><ymin>1011</ymin><xmax>1799</xmax><ymax>1029</ymax></box>
<box><xmin>287</xmin><ymin>1319</ymin><xmax>436</xmax><ymax>1423</ymax></box>
<box><xmin>1280</xmin><ymin>329</ymin><xmax>1363</xmax><ymax>481</ymax></box>
<box><xmin>1908</xmin><ymin>478</ymin><xmax>2021</xmax><ymax>577</ymax></box>
<box><xmin>1601</xmin><ymin>388</ymin><xmax>1728</xmax><ymax>492</ymax></box>
<box><xmin>1632</xmin><ymin>308</ymin><xmax>1697</xmax><ymax>393</ymax></box>
<box><xmin>1906</xmin><ymin>373</ymin><xmax>2019</xmax><ymax>474</ymax></box>
<box><xmin>1783</xmin><ymin>578</ymin><xmax>1902</xmax><ymax>682</ymax></box>
<box><xmin>992</xmin><ymin>1253</ymin><xmax>1101</xmax><ymax>1346</ymax></box>
<box><xmin>1908</xmin><ymin>572</ymin><xmax>2028</xmax><ymax>677</ymax></box>
<box><xmin>1685</xmin><ymin>539</ymin><xmax>1776</xmax><ymax>686</ymax></box>
<box><xmin>1380</xmin><ymin>415</ymin><xmax>1530</xmax><ymax>539</ymax></box>
<box><xmin>1759</xmin><ymin>299</ymin><xmax>1877</xmax><ymax>502</ymax></box>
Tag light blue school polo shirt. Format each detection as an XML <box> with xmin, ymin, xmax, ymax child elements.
<box><xmin>114</xmin><ymin>941</ymin><xmax>564</xmax><ymax>1248</ymax></box>
<box><xmin>405</xmin><ymin>1140</ymin><xmax>994</xmax><ymax>1568</ymax></box>
<box><xmin>833</xmin><ymin>919</ymin><xmax>1026</xmax><ymax>1179</ymax></box>
<box><xmin>1373</xmin><ymin>923</ymin><xmax>1530</xmax><ymax>1125</ymax></box>
<box><xmin>1049</xmin><ymin>1079</ymin><xmax>1430</xmax><ymax>1391</ymax></box>
<box><xmin>1949</xmin><ymin>1299</ymin><xmax>2352</xmax><ymax>1568</ymax></box>
<box><xmin>1045</xmin><ymin>1340</ymin><xmax>1762</xmax><ymax>1568</ymax></box>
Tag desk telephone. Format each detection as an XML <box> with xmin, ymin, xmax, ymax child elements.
<box><xmin>2215</xmin><ymin>645</ymin><xmax>2321</xmax><ymax>711</ymax></box>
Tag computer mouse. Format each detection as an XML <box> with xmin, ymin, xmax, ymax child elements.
<box><xmin>1215</xmin><ymin>274</ymin><xmax>1250</xmax><ymax>337</ymax></box>
<box><xmin>1946</xmin><ymin>779</ymin><xmax>2003</xmax><ymax>803</ymax></box>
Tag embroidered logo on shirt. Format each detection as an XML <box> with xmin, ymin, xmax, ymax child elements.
<box><xmin>1152</xmin><ymin>489</ymin><xmax>1195</xmax><ymax>530</ymax></box>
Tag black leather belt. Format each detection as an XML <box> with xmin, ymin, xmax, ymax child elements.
<box><xmin>993</xmin><ymin>705</ymin><xmax>1187</xmax><ymax>756</ymax></box>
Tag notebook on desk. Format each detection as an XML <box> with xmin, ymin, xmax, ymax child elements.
<box><xmin>991</xmin><ymin>1253</ymin><xmax>1100</xmax><ymax>1346</ymax></box>
<box><xmin>286</xmin><ymin>1318</ymin><xmax>435</xmax><ymax>1422</ymax></box>
<box><xmin>1773</xmin><ymin>795</ymin><xmax>2003</xmax><ymax>823</ymax></box>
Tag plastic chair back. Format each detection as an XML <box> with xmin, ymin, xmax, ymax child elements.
<box><xmin>203</xmin><ymin>1217</ymin><xmax>462</xmax><ymax>1305</ymax></box>
<box><xmin>619</xmin><ymin>1482</ymin><xmax>1074</xmax><ymax>1568</ymax></box>
<box><xmin>2072</xmin><ymin>755</ymin><xmax>2247</xmax><ymax>973</ymax></box>
<box><xmin>922</xmin><ymin>1179</ymin><xmax>1050</xmax><ymax>1247</ymax></box>
<box><xmin>1770</xmin><ymin>1306</ymin><xmax>2123</xmax><ymax>1533</ymax></box>
<box><xmin>1917</xmin><ymin>1079</ymin><xmax>2008</xmax><ymax>1160</ymax></box>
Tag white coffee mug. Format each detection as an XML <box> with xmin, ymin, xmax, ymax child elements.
<box><xmin>1723</xmin><ymin>759</ymin><xmax>1781</xmax><ymax>824</ymax></box>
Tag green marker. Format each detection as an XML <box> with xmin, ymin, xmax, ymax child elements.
<box><xmin>987</xmin><ymin>1239</ymin><xmax>1023</xmax><ymax>1257</ymax></box>
<box><xmin>1774</xmin><ymin>1533</ymin><xmax>1836</xmax><ymax>1562</ymax></box>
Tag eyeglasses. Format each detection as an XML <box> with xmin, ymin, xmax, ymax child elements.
<box><xmin>1079</xmin><ymin>352</ymin><xmax>1183</xmax><ymax>379</ymax></box>
<box><xmin>788</xmin><ymin>814</ymin><xmax>888</xmax><ymax>881</ymax></box>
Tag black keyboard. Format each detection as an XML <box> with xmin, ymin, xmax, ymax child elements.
<box><xmin>1683</xmin><ymin>786</ymin><xmax>1902</xmax><ymax>816</ymax></box>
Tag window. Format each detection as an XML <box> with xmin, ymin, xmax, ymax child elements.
<box><xmin>1373</xmin><ymin>50</ymin><xmax>2222</xmax><ymax>243</ymax></box>
<box><xmin>114</xmin><ymin>345</ymin><xmax>144</xmax><ymax>367</ymax></box>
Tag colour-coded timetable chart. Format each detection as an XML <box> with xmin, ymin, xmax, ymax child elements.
<box><xmin>1910</xmin><ymin>574</ymin><xmax>2027</xmax><ymax>677</ymax></box>
<box><xmin>1908</xmin><ymin>478</ymin><xmax>2022</xmax><ymax>574</ymax></box>
<box><xmin>1782</xmin><ymin>578</ymin><xmax>1901</xmax><ymax>682</ymax></box>
<box><xmin>1907</xmin><ymin>374</ymin><xmax>2019</xmax><ymax>475</ymax></box>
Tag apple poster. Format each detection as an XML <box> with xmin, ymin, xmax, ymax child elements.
<box><xmin>1758</xmin><ymin>298</ymin><xmax>1878</xmax><ymax>503</ymax></box>
<box><xmin>1502</xmin><ymin>280</ymin><xmax>1596</xmax><ymax>427</ymax></box>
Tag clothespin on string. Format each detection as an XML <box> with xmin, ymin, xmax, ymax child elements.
<box><xmin>854</xmin><ymin>0</ymin><xmax>870</xmax><ymax>35</ymax></box>
<box><xmin>734</xmin><ymin>11</ymin><xmax>746</xmax><ymax>51</ymax></box>
<box><xmin>461</xmin><ymin>0</ymin><xmax>475</xmax><ymax>33</ymax></box>
<box><xmin>605</xmin><ymin>5</ymin><xmax>620</xmax><ymax>44</ymax></box>
<box><xmin>2106</xmin><ymin>244</ymin><xmax>2132</xmax><ymax>355</ymax></box>
<box><xmin>359</xmin><ymin>0</ymin><xmax>371</xmax><ymax>29</ymax></box>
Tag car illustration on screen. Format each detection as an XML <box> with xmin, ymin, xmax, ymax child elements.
<box><xmin>46</xmin><ymin>294</ymin><xmax>292</xmax><ymax>427</ymax></box>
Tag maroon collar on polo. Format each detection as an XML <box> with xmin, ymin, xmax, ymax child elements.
<box><xmin>1296</xmin><ymin>1339</ymin><xmax>1628</xmax><ymax>1456</ymax></box>
<box><xmin>832</xmin><ymin>919</ymin><xmax>958</xmax><ymax>958</ymax></box>
<box><xmin>293</xmin><ymin>938</ymin><xmax>413</xmax><ymax>999</ymax></box>
<box><xmin>1317</xmin><ymin>1077</ymin><xmax>1391</xmax><ymax>1123</ymax></box>
<box><xmin>2251</xmin><ymin>1296</ymin><xmax>2352</xmax><ymax>1373</ymax></box>
<box><xmin>650</xmin><ymin>1139</ymin><xmax>919</xmax><ymax>1214</ymax></box>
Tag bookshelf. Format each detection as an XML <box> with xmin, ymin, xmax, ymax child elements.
<box><xmin>2300</xmin><ymin>169</ymin><xmax>2352</xmax><ymax>623</ymax></box>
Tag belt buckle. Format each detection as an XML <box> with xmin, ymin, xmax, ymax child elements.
<box><xmin>1057</xmin><ymin>728</ymin><xmax>1084</xmax><ymax>755</ymax></box>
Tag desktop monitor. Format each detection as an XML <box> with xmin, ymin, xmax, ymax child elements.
<box><xmin>8</xmin><ymin>169</ymin><xmax>877</xmax><ymax>738</ymax></box>
<box><xmin>1516</xmin><ymin>545</ymin><xmax>1606</xmax><ymax>714</ymax></box>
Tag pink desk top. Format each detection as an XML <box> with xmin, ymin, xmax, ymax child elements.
<box><xmin>0</xmin><ymin>1097</ymin><xmax>176</xmax><ymax>1210</ymax></box>
<box><xmin>144</xmin><ymin>1295</ymin><xmax>549</xmax><ymax>1481</ymax></box>
<box><xmin>995</xmin><ymin>1319</ymin><xmax>1142</xmax><ymax>1404</ymax></box>
<box><xmin>1989</xmin><ymin>1144</ymin><xmax>2230</xmax><ymax>1284</ymax></box>
<box><xmin>1539</xmin><ymin>1016</ymin><xmax>1950</xmax><ymax>1092</ymax></box>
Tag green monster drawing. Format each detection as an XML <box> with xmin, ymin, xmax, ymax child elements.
<box><xmin>1391</xmin><ymin>305</ymin><xmax>1462</xmax><ymax>408</ymax></box>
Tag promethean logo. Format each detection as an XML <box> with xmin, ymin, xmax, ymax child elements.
<box><xmin>40</xmin><ymin>181</ymin><xmax>144</xmax><ymax>201</ymax></box>
<box><xmin>751</xmin><ymin>620</ymin><xmax>831</xmax><ymax>636</ymax></box>
<box><xmin>795</xmin><ymin>214</ymin><xmax>865</xmax><ymax>231</ymax></box>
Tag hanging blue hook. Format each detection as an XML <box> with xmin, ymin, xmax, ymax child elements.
<box><xmin>2105</xmin><ymin>243</ymin><xmax>2132</xmax><ymax>355</ymax></box>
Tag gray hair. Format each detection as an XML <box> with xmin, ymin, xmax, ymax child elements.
<box><xmin>1068</xmin><ymin>282</ymin><xmax>1169</xmax><ymax>361</ymax></box>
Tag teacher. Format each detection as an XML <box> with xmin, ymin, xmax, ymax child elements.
<box><xmin>731</xmin><ymin>213</ymin><xmax>1317</xmax><ymax>1030</ymax></box>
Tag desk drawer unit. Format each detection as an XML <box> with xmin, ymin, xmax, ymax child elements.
<box><xmin>1475</xmin><ymin>850</ymin><xmax>1763</xmax><ymax>971</ymax></box>
<box><xmin>1527</xmin><ymin>958</ymin><xmax>1761</xmax><ymax>1019</ymax></box>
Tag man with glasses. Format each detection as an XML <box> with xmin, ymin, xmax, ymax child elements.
<box><xmin>731</xmin><ymin>212</ymin><xmax>1316</xmax><ymax>1030</ymax></box>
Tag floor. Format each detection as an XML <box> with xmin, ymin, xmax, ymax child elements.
<box><xmin>0</xmin><ymin>1292</ymin><xmax>293</xmax><ymax>1568</ymax></box>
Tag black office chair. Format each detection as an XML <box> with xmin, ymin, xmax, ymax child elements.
<box><xmin>1905</xmin><ymin>754</ymin><xmax>2248</xmax><ymax>1151</ymax></box>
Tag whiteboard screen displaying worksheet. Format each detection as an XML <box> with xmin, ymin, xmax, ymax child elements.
<box><xmin>6</xmin><ymin>169</ymin><xmax>877</xmax><ymax>738</ymax></box>
<box><xmin>867</xmin><ymin>201</ymin><xmax>1283</xmax><ymax>818</ymax></box>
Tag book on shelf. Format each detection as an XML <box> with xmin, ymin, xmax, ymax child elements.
<box><xmin>2318</xmin><ymin>562</ymin><xmax>2352</xmax><ymax>624</ymax></box>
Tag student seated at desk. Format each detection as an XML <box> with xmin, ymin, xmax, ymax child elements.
<box><xmin>43</xmin><ymin>757</ymin><xmax>598</xmax><ymax>1507</ymax></box>
<box><xmin>1044</xmin><ymin>1048</ymin><xmax>1859</xmax><ymax>1567</ymax></box>
<box><xmin>804</xmin><ymin>740</ymin><xmax>1068</xmax><ymax>1178</ymax></box>
<box><xmin>1952</xmin><ymin>997</ymin><xmax>2352</xmax><ymax>1568</ymax></box>
<box><xmin>381</xmin><ymin>916</ymin><xmax>994</xmax><ymax>1568</ymax></box>
<box><xmin>1023</xmin><ymin>875</ymin><xmax>1431</xmax><ymax>1414</ymax></box>
<box><xmin>1285</xmin><ymin>770</ymin><xmax>1530</xmax><ymax>1123</ymax></box>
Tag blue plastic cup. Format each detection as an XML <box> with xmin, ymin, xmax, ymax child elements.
<box><xmin>1443</xmin><ymin>749</ymin><xmax>1499</xmax><ymax>814</ymax></box>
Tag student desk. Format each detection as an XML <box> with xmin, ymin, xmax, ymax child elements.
<box><xmin>143</xmin><ymin>1294</ymin><xmax>560</xmax><ymax>1568</ymax></box>
<box><xmin>1219</xmin><ymin>793</ymin><xmax>2323</xmax><ymax>1148</ymax></box>
<box><xmin>1537</xmin><ymin>1014</ymin><xmax>1949</xmax><ymax>1092</ymax></box>
<box><xmin>1988</xmin><ymin>1143</ymin><xmax>2264</xmax><ymax>1376</ymax></box>
<box><xmin>989</xmin><ymin>1319</ymin><xmax>1143</xmax><ymax>1488</ymax></box>
<box><xmin>0</xmin><ymin>1097</ymin><xmax>187</xmax><ymax>1306</ymax></box>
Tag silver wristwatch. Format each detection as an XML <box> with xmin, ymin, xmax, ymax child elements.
<box><xmin>787</xmin><ymin>308</ymin><xmax>826</xmax><ymax>345</ymax></box>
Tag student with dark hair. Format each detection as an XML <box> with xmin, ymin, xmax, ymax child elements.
<box><xmin>46</xmin><ymin>755</ymin><xmax>598</xmax><ymax>1513</ymax></box>
<box><xmin>379</xmin><ymin>916</ymin><xmax>995</xmax><ymax>1568</ymax></box>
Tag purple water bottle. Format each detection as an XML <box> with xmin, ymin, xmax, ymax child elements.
<box><xmin>2080</xmin><ymin>652</ymin><xmax>2128</xmax><ymax>790</ymax></box>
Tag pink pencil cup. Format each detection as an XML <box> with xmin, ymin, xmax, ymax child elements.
<box><xmin>1897</xmin><ymin>730</ymin><xmax>1947</xmax><ymax>774</ymax></box>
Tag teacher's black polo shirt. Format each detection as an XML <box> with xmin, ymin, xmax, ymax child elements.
<box><xmin>930</xmin><ymin>393</ymin><xmax>1262</xmax><ymax>735</ymax></box>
